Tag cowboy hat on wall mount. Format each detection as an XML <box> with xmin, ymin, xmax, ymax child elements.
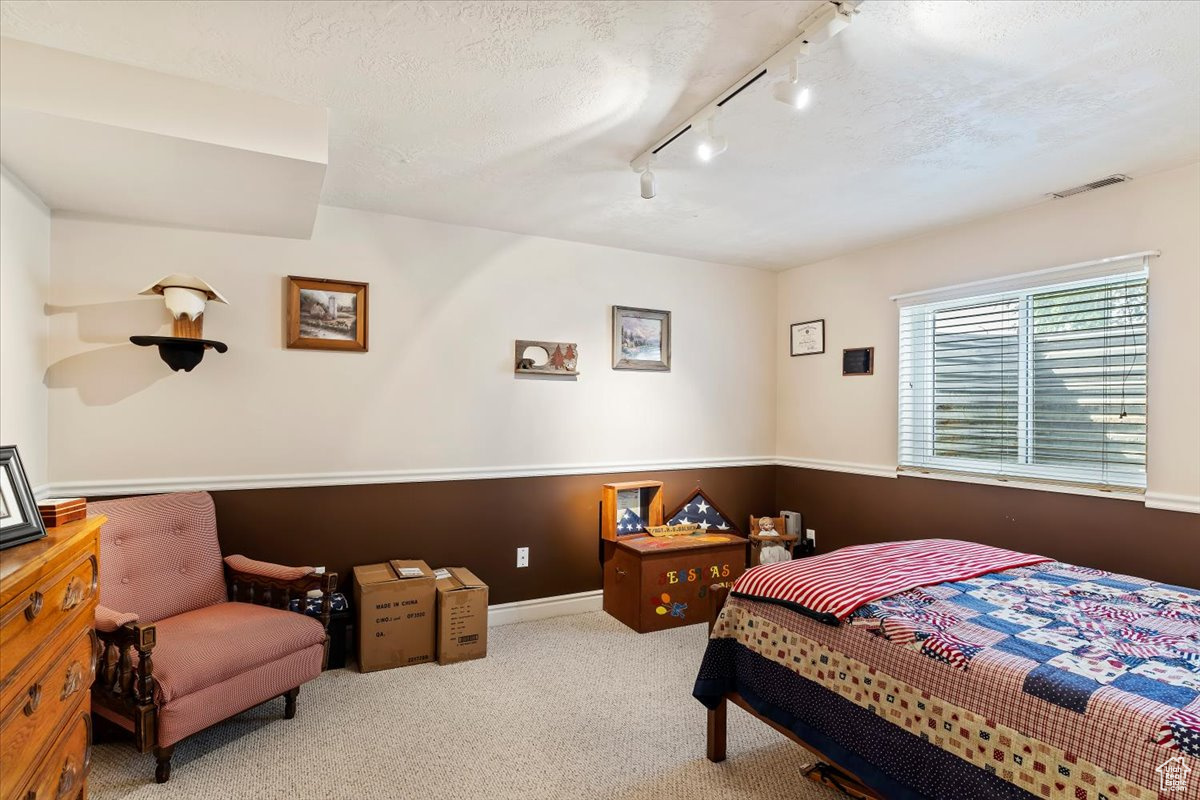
<box><xmin>130</xmin><ymin>273</ymin><xmax>229</xmax><ymax>372</ymax></box>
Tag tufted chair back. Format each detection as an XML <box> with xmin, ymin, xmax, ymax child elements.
<box><xmin>90</xmin><ymin>491</ymin><xmax>227</xmax><ymax>623</ymax></box>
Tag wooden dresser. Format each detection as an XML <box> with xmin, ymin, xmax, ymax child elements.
<box><xmin>0</xmin><ymin>516</ymin><xmax>104</xmax><ymax>800</ymax></box>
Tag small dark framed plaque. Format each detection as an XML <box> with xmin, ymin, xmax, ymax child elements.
<box><xmin>842</xmin><ymin>347</ymin><xmax>874</xmax><ymax>376</ymax></box>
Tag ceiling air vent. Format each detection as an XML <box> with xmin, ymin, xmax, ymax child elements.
<box><xmin>1049</xmin><ymin>174</ymin><xmax>1131</xmax><ymax>199</ymax></box>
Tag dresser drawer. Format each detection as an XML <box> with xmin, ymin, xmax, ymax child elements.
<box><xmin>0</xmin><ymin>553</ymin><xmax>97</xmax><ymax>682</ymax></box>
<box><xmin>0</xmin><ymin>629</ymin><xmax>96</xmax><ymax>799</ymax></box>
<box><xmin>0</xmin><ymin>622</ymin><xmax>95</xmax><ymax>729</ymax></box>
<box><xmin>14</xmin><ymin>710</ymin><xmax>91</xmax><ymax>800</ymax></box>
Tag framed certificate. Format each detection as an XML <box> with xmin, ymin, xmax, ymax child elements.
<box><xmin>790</xmin><ymin>319</ymin><xmax>825</xmax><ymax>357</ymax></box>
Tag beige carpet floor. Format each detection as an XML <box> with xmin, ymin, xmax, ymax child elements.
<box><xmin>90</xmin><ymin>611</ymin><xmax>842</xmax><ymax>800</ymax></box>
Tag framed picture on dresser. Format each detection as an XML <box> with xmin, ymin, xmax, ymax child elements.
<box><xmin>0</xmin><ymin>446</ymin><xmax>46</xmax><ymax>550</ymax></box>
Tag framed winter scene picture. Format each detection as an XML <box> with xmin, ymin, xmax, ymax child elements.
<box><xmin>612</xmin><ymin>306</ymin><xmax>671</xmax><ymax>371</ymax></box>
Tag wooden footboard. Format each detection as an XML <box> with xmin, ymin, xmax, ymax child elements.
<box><xmin>703</xmin><ymin>583</ymin><xmax>882</xmax><ymax>799</ymax></box>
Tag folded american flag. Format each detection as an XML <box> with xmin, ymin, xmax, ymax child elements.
<box><xmin>732</xmin><ymin>539</ymin><xmax>1051</xmax><ymax>624</ymax></box>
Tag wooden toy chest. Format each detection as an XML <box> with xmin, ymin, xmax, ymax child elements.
<box><xmin>603</xmin><ymin>533</ymin><xmax>745</xmax><ymax>633</ymax></box>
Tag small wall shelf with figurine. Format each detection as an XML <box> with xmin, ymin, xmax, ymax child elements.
<box><xmin>600</xmin><ymin>481</ymin><xmax>746</xmax><ymax>634</ymax></box>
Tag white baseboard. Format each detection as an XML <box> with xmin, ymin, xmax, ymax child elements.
<box><xmin>488</xmin><ymin>589</ymin><xmax>602</xmax><ymax>627</ymax></box>
<box><xmin>1144</xmin><ymin>491</ymin><xmax>1200</xmax><ymax>514</ymax></box>
<box><xmin>774</xmin><ymin>457</ymin><xmax>897</xmax><ymax>479</ymax></box>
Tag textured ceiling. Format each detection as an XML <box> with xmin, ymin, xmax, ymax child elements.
<box><xmin>3</xmin><ymin>0</ymin><xmax>1199</xmax><ymax>270</ymax></box>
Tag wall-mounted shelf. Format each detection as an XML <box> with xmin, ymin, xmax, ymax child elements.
<box><xmin>130</xmin><ymin>335</ymin><xmax>227</xmax><ymax>372</ymax></box>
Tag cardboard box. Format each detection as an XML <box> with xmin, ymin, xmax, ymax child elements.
<box><xmin>352</xmin><ymin>560</ymin><xmax>436</xmax><ymax>672</ymax></box>
<box><xmin>434</xmin><ymin>567</ymin><xmax>488</xmax><ymax>665</ymax></box>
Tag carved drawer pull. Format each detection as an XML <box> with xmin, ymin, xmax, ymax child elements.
<box><xmin>23</xmin><ymin>683</ymin><xmax>42</xmax><ymax>716</ymax></box>
<box><xmin>61</xmin><ymin>577</ymin><xmax>84</xmax><ymax>612</ymax></box>
<box><xmin>56</xmin><ymin>755</ymin><xmax>78</xmax><ymax>799</ymax></box>
<box><xmin>615</xmin><ymin>568</ymin><xmax>627</xmax><ymax>578</ymax></box>
<box><xmin>61</xmin><ymin>662</ymin><xmax>83</xmax><ymax>700</ymax></box>
<box><xmin>25</xmin><ymin>591</ymin><xmax>43</xmax><ymax>621</ymax></box>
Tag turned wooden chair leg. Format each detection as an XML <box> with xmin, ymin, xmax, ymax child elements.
<box><xmin>707</xmin><ymin>698</ymin><xmax>727</xmax><ymax>762</ymax></box>
<box><xmin>284</xmin><ymin>687</ymin><xmax>299</xmax><ymax>720</ymax></box>
<box><xmin>153</xmin><ymin>745</ymin><xmax>174</xmax><ymax>784</ymax></box>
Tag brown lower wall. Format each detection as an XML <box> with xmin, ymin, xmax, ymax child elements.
<box><xmin>207</xmin><ymin>466</ymin><xmax>776</xmax><ymax>605</ymax></box>
<box><xmin>775</xmin><ymin>466</ymin><xmax>1199</xmax><ymax>588</ymax></box>
<box><xmin>103</xmin><ymin>463</ymin><xmax>1195</xmax><ymax>606</ymax></box>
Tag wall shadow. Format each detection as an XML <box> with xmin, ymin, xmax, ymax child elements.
<box><xmin>45</xmin><ymin>299</ymin><xmax>166</xmax><ymax>345</ymax></box>
<box><xmin>45</xmin><ymin>344</ymin><xmax>168</xmax><ymax>405</ymax></box>
<box><xmin>44</xmin><ymin>299</ymin><xmax>171</xmax><ymax>405</ymax></box>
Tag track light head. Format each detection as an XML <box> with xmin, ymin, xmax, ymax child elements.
<box><xmin>695</xmin><ymin>118</ymin><xmax>727</xmax><ymax>163</ymax></box>
<box><xmin>774</xmin><ymin>59</ymin><xmax>812</xmax><ymax>110</ymax></box>
<box><xmin>640</xmin><ymin>168</ymin><xmax>656</xmax><ymax>199</ymax></box>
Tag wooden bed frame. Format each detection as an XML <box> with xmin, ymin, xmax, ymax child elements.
<box><xmin>705</xmin><ymin>584</ymin><xmax>883</xmax><ymax>800</ymax></box>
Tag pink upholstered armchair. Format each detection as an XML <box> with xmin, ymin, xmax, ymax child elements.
<box><xmin>89</xmin><ymin>492</ymin><xmax>336</xmax><ymax>783</ymax></box>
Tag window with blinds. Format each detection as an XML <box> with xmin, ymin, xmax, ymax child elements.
<box><xmin>898</xmin><ymin>266</ymin><xmax>1148</xmax><ymax>491</ymax></box>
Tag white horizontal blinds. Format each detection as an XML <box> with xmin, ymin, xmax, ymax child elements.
<box><xmin>899</xmin><ymin>264</ymin><xmax>1148</xmax><ymax>490</ymax></box>
<box><xmin>1029</xmin><ymin>276</ymin><xmax>1147</xmax><ymax>482</ymax></box>
<box><xmin>930</xmin><ymin>298</ymin><xmax>1020</xmax><ymax>463</ymax></box>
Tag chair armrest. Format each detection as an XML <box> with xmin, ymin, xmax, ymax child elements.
<box><xmin>224</xmin><ymin>557</ymin><xmax>338</xmax><ymax>634</ymax></box>
<box><xmin>95</xmin><ymin>604</ymin><xmax>139</xmax><ymax>633</ymax></box>
<box><xmin>223</xmin><ymin>554</ymin><xmax>315</xmax><ymax>581</ymax></box>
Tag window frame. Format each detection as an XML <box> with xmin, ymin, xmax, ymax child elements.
<box><xmin>898</xmin><ymin>267</ymin><xmax>1149</xmax><ymax>492</ymax></box>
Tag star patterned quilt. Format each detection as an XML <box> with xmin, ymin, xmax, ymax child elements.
<box><xmin>847</xmin><ymin>561</ymin><xmax>1200</xmax><ymax>758</ymax></box>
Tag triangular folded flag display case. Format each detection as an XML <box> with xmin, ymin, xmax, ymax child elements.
<box><xmin>666</xmin><ymin>488</ymin><xmax>741</xmax><ymax>535</ymax></box>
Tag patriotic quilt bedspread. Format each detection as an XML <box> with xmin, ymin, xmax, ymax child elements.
<box><xmin>708</xmin><ymin>542</ymin><xmax>1200</xmax><ymax>799</ymax></box>
<box><xmin>846</xmin><ymin>560</ymin><xmax>1200</xmax><ymax>759</ymax></box>
<box><xmin>702</xmin><ymin>592</ymin><xmax>1200</xmax><ymax>799</ymax></box>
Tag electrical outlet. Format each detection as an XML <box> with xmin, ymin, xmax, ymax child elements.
<box><xmin>805</xmin><ymin>529</ymin><xmax>816</xmax><ymax>547</ymax></box>
<box><xmin>516</xmin><ymin>547</ymin><xmax>529</xmax><ymax>568</ymax></box>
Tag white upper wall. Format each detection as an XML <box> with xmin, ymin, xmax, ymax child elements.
<box><xmin>46</xmin><ymin>206</ymin><xmax>777</xmax><ymax>488</ymax></box>
<box><xmin>0</xmin><ymin>166</ymin><xmax>51</xmax><ymax>488</ymax></box>
<box><xmin>776</xmin><ymin>162</ymin><xmax>1200</xmax><ymax>503</ymax></box>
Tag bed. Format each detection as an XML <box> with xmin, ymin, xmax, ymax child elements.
<box><xmin>694</xmin><ymin>540</ymin><xmax>1200</xmax><ymax>800</ymax></box>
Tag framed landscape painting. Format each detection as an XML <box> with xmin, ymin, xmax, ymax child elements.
<box><xmin>612</xmin><ymin>306</ymin><xmax>671</xmax><ymax>371</ymax></box>
<box><xmin>286</xmin><ymin>276</ymin><xmax>369</xmax><ymax>352</ymax></box>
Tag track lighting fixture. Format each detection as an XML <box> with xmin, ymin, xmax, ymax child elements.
<box><xmin>631</xmin><ymin>155</ymin><xmax>658</xmax><ymax>199</ymax></box>
<box><xmin>640</xmin><ymin>166</ymin><xmax>656</xmax><ymax>199</ymax></box>
<box><xmin>627</xmin><ymin>0</ymin><xmax>860</xmax><ymax>198</ymax></box>
<box><xmin>773</xmin><ymin>59</ymin><xmax>812</xmax><ymax>110</ymax></box>
<box><xmin>695</xmin><ymin>117</ymin><xmax>727</xmax><ymax>163</ymax></box>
